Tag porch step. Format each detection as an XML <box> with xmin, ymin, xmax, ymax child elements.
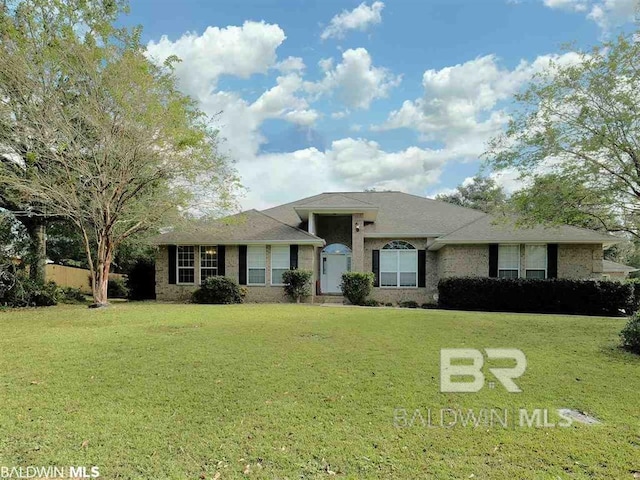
<box><xmin>316</xmin><ymin>295</ymin><xmax>347</xmax><ymax>304</ymax></box>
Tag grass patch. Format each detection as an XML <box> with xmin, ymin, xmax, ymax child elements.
<box><xmin>0</xmin><ymin>303</ymin><xmax>638</xmax><ymax>479</ymax></box>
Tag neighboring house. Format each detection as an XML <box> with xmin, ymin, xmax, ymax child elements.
<box><xmin>152</xmin><ymin>191</ymin><xmax>618</xmax><ymax>303</ymax></box>
<box><xmin>602</xmin><ymin>259</ymin><xmax>638</xmax><ymax>281</ymax></box>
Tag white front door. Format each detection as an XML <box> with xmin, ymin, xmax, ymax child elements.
<box><xmin>321</xmin><ymin>254</ymin><xmax>350</xmax><ymax>293</ymax></box>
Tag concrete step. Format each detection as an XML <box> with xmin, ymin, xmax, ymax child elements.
<box><xmin>316</xmin><ymin>295</ymin><xmax>346</xmax><ymax>304</ymax></box>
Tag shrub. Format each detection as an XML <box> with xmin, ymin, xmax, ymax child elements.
<box><xmin>126</xmin><ymin>259</ymin><xmax>156</xmax><ymax>300</ymax></box>
<box><xmin>60</xmin><ymin>287</ymin><xmax>88</xmax><ymax>304</ymax></box>
<box><xmin>421</xmin><ymin>303</ymin><xmax>437</xmax><ymax>309</ymax></box>
<box><xmin>438</xmin><ymin>277</ymin><xmax>634</xmax><ymax>316</ymax></box>
<box><xmin>621</xmin><ymin>312</ymin><xmax>640</xmax><ymax>354</ymax></box>
<box><xmin>385</xmin><ymin>302</ymin><xmax>393</xmax><ymax>307</ymax></box>
<box><xmin>340</xmin><ymin>272</ymin><xmax>374</xmax><ymax>305</ymax></box>
<box><xmin>399</xmin><ymin>300</ymin><xmax>419</xmax><ymax>308</ymax></box>
<box><xmin>625</xmin><ymin>278</ymin><xmax>640</xmax><ymax>313</ymax></box>
<box><xmin>282</xmin><ymin>269</ymin><xmax>312</xmax><ymax>303</ymax></box>
<box><xmin>363</xmin><ymin>298</ymin><xmax>380</xmax><ymax>307</ymax></box>
<box><xmin>192</xmin><ymin>276</ymin><xmax>244</xmax><ymax>304</ymax></box>
<box><xmin>107</xmin><ymin>277</ymin><xmax>129</xmax><ymax>299</ymax></box>
<box><xmin>0</xmin><ymin>267</ymin><xmax>62</xmax><ymax>307</ymax></box>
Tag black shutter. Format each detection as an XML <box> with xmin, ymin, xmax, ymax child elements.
<box><xmin>372</xmin><ymin>250</ymin><xmax>380</xmax><ymax>287</ymax></box>
<box><xmin>218</xmin><ymin>245</ymin><xmax>226</xmax><ymax>276</ymax></box>
<box><xmin>238</xmin><ymin>245</ymin><xmax>247</xmax><ymax>285</ymax></box>
<box><xmin>290</xmin><ymin>245</ymin><xmax>299</xmax><ymax>270</ymax></box>
<box><xmin>489</xmin><ymin>244</ymin><xmax>499</xmax><ymax>278</ymax></box>
<box><xmin>168</xmin><ymin>245</ymin><xmax>177</xmax><ymax>284</ymax></box>
<box><xmin>547</xmin><ymin>243</ymin><xmax>558</xmax><ymax>278</ymax></box>
<box><xmin>418</xmin><ymin>250</ymin><xmax>426</xmax><ymax>288</ymax></box>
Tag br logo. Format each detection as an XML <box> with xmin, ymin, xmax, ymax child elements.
<box><xmin>440</xmin><ymin>348</ymin><xmax>526</xmax><ymax>393</ymax></box>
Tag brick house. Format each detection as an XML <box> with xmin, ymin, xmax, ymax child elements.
<box><xmin>152</xmin><ymin>191</ymin><xmax>618</xmax><ymax>303</ymax></box>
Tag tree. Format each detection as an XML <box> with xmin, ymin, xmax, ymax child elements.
<box><xmin>435</xmin><ymin>175</ymin><xmax>507</xmax><ymax>213</ymax></box>
<box><xmin>0</xmin><ymin>0</ymin><xmax>240</xmax><ymax>306</ymax></box>
<box><xmin>485</xmin><ymin>33</ymin><xmax>640</xmax><ymax>239</ymax></box>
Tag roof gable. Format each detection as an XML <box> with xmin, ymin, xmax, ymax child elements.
<box><xmin>152</xmin><ymin>209</ymin><xmax>324</xmax><ymax>245</ymax></box>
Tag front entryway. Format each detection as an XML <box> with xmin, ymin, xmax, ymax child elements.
<box><xmin>321</xmin><ymin>243</ymin><xmax>352</xmax><ymax>294</ymax></box>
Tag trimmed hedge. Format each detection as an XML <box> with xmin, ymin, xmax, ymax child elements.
<box><xmin>192</xmin><ymin>276</ymin><xmax>244</xmax><ymax>304</ymax></box>
<box><xmin>341</xmin><ymin>272</ymin><xmax>374</xmax><ymax>305</ymax></box>
<box><xmin>438</xmin><ymin>277</ymin><xmax>635</xmax><ymax>316</ymax></box>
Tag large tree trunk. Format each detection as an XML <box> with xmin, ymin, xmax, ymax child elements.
<box><xmin>24</xmin><ymin>219</ymin><xmax>46</xmax><ymax>284</ymax></box>
<box><xmin>91</xmin><ymin>236</ymin><xmax>113</xmax><ymax>307</ymax></box>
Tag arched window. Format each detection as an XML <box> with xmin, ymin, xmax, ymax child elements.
<box><xmin>323</xmin><ymin>243</ymin><xmax>351</xmax><ymax>254</ymax></box>
<box><xmin>380</xmin><ymin>240</ymin><xmax>417</xmax><ymax>287</ymax></box>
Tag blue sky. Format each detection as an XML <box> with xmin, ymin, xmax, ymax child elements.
<box><xmin>125</xmin><ymin>0</ymin><xmax>636</xmax><ymax>209</ymax></box>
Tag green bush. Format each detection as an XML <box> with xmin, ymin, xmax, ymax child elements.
<box><xmin>621</xmin><ymin>312</ymin><xmax>640</xmax><ymax>354</ymax></box>
<box><xmin>107</xmin><ymin>277</ymin><xmax>129</xmax><ymax>299</ymax></box>
<box><xmin>60</xmin><ymin>287</ymin><xmax>88</xmax><ymax>304</ymax></box>
<box><xmin>421</xmin><ymin>302</ymin><xmax>437</xmax><ymax>309</ymax></box>
<box><xmin>438</xmin><ymin>277</ymin><xmax>634</xmax><ymax>316</ymax></box>
<box><xmin>399</xmin><ymin>300</ymin><xmax>419</xmax><ymax>308</ymax></box>
<box><xmin>362</xmin><ymin>298</ymin><xmax>380</xmax><ymax>307</ymax></box>
<box><xmin>625</xmin><ymin>278</ymin><xmax>640</xmax><ymax>313</ymax></box>
<box><xmin>340</xmin><ymin>272</ymin><xmax>374</xmax><ymax>306</ymax></box>
<box><xmin>0</xmin><ymin>267</ymin><xmax>61</xmax><ymax>307</ymax></box>
<box><xmin>385</xmin><ymin>302</ymin><xmax>393</xmax><ymax>307</ymax></box>
<box><xmin>282</xmin><ymin>269</ymin><xmax>312</xmax><ymax>303</ymax></box>
<box><xmin>192</xmin><ymin>276</ymin><xmax>244</xmax><ymax>304</ymax></box>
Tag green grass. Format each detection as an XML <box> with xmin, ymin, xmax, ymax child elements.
<box><xmin>0</xmin><ymin>303</ymin><xmax>638</xmax><ymax>479</ymax></box>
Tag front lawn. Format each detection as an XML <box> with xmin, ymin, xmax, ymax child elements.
<box><xmin>0</xmin><ymin>304</ymin><xmax>637</xmax><ymax>479</ymax></box>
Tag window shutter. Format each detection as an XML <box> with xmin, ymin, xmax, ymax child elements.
<box><xmin>489</xmin><ymin>244</ymin><xmax>499</xmax><ymax>277</ymax></box>
<box><xmin>547</xmin><ymin>244</ymin><xmax>558</xmax><ymax>278</ymax></box>
<box><xmin>290</xmin><ymin>245</ymin><xmax>299</xmax><ymax>270</ymax></box>
<box><xmin>238</xmin><ymin>245</ymin><xmax>247</xmax><ymax>285</ymax></box>
<box><xmin>418</xmin><ymin>250</ymin><xmax>426</xmax><ymax>288</ymax></box>
<box><xmin>218</xmin><ymin>245</ymin><xmax>226</xmax><ymax>276</ymax></box>
<box><xmin>372</xmin><ymin>249</ymin><xmax>380</xmax><ymax>287</ymax></box>
<box><xmin>168</xmin><ymin>245</ymin><xmax>177</xmax><ymax>284</ymax></box>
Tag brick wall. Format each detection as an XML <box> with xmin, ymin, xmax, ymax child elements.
<box><xmin>155</xmin><ymin>244</ymin><xmax>316</xmax><ymax>302</ymax></box>
<box><xmin>363</xmin><ymin>238</ymin><xmax>438</xmax><ymax>305</ymax></box>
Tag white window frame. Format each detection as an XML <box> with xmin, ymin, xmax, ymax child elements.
<box><xmin>247</xmin><ymin>245</ymin><xmax>267</xmax><ymax>286</ymax></box>
<box><xmin>177</xmin><ymin>245</ymin><xmax>196</xmax><ymax>285</ymax></box>
<box><xmin>270</xmin><ymin>245</ymin><xmax>289</xmax><ymax>286</ymax></box>
<box><xmin>199</xmin><ymin>246</ymin><xmax>218</xmax><ymax>284</ymax></box>
<box><xmin>380</xmin><ymin>241</ymin><xmax>418</xmax><ymax>289</ymax></box>
<box><xmin>498</xmin><ymin>244</ymin><xmax>520</xmax><ymax>279</ymax></box>
<box><xmin>525</xmin><ymin>244</ymin><xmax>547</xmax><ymax>279</ymax></box>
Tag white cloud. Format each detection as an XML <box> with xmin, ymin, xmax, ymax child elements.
<box><xmin>249</xmin><ymin>73</ymin><xmax>319</xmax><ymax>125</ymax></box>
<box><xmin>310</xmin><ymin>48</ymin><xmax>401</xmax><ymax>109</ymax></box>
<box><xmin>331</xmin><ymin>110</ymin><xmax>350</xmax><ymax>119</ymax></box>
<box><xmin>241</xmin><ymin>138</ymin><xmax>451</xmax><ymax>208</ymax></box>
<box><xmin>146</xmin><ymin>21</ymin><xmax>286</xmax><ymax>95</ymax></box>
<box><xmin>321</xmin><ymin>1</ymin><xmax>384</xmax><ymax>40</ymax></box>
<box><xmin>542</xmin><ymin>0</ymin><xmax>637</xmax><ymax>30</ymax></box>
<box><xmin>377</xmin><ymin>52</ymin><xmax>580</xmax><ymax>142</ymax></box>
<box><xmin>275</xmin><ymin>56</ymin><xmax>306</xmax><ymax>73</ymax></box>
<box><xmin>543</xmin><ymin>0</ymin><xmax>589</xmax><ymax>12</ymax></box>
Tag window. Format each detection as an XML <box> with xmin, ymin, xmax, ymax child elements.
<box><xmin>380</xmin><ymin>241</ymin><xmax>418</xmax><ymax>287</ymax></box>
<box><xmin>247</xmin><ymin>246</ymin><xmax>266</xmax><ymax>285</ymax></box>
<box><xmin>271</xmin><ymin>245</ymin><xmax>289</xmax><ymax>286</ymax></box>
<box><xmin>177</xmin><ymin>246</ymin><xmax>195</xmax><ymax>284</ymax></box>
<box><xmin>525</xmin><ymin>245</ymin><xmax>547</xmax><ymax>279</ymax></box>
<box><xmin>498</xmin><ymin>244</ymin><xmax>520</xmax><ymax>279</ymax></box>
<box><xmin>200</xmin><ymin>246</ymin><xmax>218</xmax><ymax>283</ymax></box>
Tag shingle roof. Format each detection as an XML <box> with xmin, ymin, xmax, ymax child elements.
<box><xmin>602</xmin><ymin>260</ymin><xmax>639</xmax><ymax>273</ymax></box>
<box><xmin>295</xmin><ymin>194</ymin><xmax>374</xmax><ymax>208</ymax></box>
<box><xmin>152</xmin><ymin>192</ymin><xmax>620</xmax><ymax>246</ymax></box>
<box><xmin>151</xmin><ymin>210</ymin><xmax>324</xmax><ymax>245</ymax></box>
<box><xmin>263</xmin><ymin>191</ymin><xmax>487</xmax><ymax>236</ymax></box>
<box><xmin>431</xmin><ymin>214</ymin><xmax>619</xmax><ymax>248</ymax></box>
